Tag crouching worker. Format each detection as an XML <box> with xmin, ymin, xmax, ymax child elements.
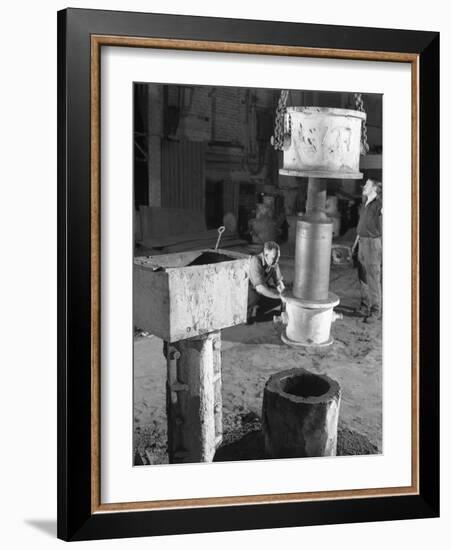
<box><xmin>247</xmin><ymin>241</ymin><xmax>285</xmax><ymax>324</ymax></box>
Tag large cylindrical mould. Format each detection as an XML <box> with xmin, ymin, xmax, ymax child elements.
<box><xmin>293</xmin><ymin>217</ymin><xmax>333</xmax><ymax>301</ymax></box>
<box><xmin>262</xmin><ymin>368</ymin><xmax>341</xmax><ymax>458</ymax></box>
<box><xmin>283</xmin><ymin>293</ymin><xmax>340</xmax><ymax>347</ymax></box>
<box><xmin>279</xmin><ymin>107</ymin><xmax>366</xmax><ymax>179</ymax></box>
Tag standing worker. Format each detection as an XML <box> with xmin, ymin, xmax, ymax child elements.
<box><xmin>352</xmin><ymin>178</ymin><xmax>383</xmax><ymax>324</ymax></box>
<box><xmin>247</xmin><ymin>241</ymin><xmax>285</xmax><ymax>323</ymax></box>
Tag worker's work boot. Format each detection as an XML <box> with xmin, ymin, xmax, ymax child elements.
<box><xmin>356</xmin><ymin>303</ymin><xmax>370</xmax><ymax>317</ymax></box>
<box><xmin>246</xmin><ymin>305</ymin><xmax>258</xmax><ymax>325</ymax></box>
<box><xmin>364</xmin><ymin>309</ymin><xmax>381</xmax><ymax>324</ymax></box>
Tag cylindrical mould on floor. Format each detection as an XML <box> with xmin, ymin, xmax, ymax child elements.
<box><xmin>262</xmin><ymin>368</ymin><xmax>341</xmax><ymax>458</ymax></box>
<box><xmin>283</xmin><ymin>292</ymin><xmax>340</xmax><ymax>346</ymax></box>
<box><xmin>293</xmin><ymin>218</ymin><xmax>333</xmax><ymax>301</ymax></box>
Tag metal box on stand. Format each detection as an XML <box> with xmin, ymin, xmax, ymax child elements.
<box><xmin>134</xmin><ymin>249</ymin><xmax>250</xmax><ymax>342</ymax></box>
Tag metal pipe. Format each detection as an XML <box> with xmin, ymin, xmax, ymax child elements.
<box><xmin>277</xmin><ymin>107</ymin><xmax>365</xmax><ymax>347</ymax></box>
<box><xmin>305</xmin><ymin>177</ymin><xmax>328</xmax><ymax>221</ymax></box>
<box><xmin>292</xmin><ymin>177</ymin><xmax>334</xmax><ymax>301</ymax></box>
<box><xmin>293</xmin><ymin>217</ymin><xmax>333</xmax><ymax>301</ymax></box>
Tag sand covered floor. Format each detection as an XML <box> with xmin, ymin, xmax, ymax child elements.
<box><xmin>133</xmin><ymin>263</ymin><xmax>382</xmax><ymax>465</ymax></box>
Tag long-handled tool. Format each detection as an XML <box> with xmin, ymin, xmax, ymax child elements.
<box><xmin>214</xmin><ymin>226</ymin><xmax>225</xmax><ymax>250</ymax></box>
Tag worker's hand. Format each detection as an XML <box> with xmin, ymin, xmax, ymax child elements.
<box><xmin>277</xmin><ymin>281</ymin><xmax>286</xmax><ymax>294</ymax></box>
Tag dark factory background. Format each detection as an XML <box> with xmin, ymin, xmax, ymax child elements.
<box><xmin>133</xmin><ymin>83</ymin><xmax>382</xmax><ymax>253</ymax></box>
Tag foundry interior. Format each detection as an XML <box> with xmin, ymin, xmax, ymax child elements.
<box><xmin>133</xmin><ymin>83</ymin><xmax>383</xmax><ymax>465</ymax></box>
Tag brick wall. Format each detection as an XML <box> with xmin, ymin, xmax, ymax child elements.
<box><xmin>169</xmin><ymin>85</ymin><xmax>275</xmax><ymax>147</ymax></box>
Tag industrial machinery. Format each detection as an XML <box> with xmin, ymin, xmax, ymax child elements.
<box><xmin>277</xmin><ymin>106</ymin><xmax>366</xmax><ymax>346</ymax></box>
<box><xmin>134</xmin><ymin>248</ymin><xmax>249</xmax><ymax>463</ymax></box>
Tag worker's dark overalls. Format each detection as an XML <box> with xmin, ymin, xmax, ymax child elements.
<box><xmin>247</xmin><ymin>258</ymin><xmax>283</xmax><ymax>322</ymax></box>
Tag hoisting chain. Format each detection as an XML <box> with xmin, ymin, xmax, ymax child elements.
<box><xmin>354</xmin><ymin>92</ymin><xmax>370</xmax><ymax>155</ymax></box>
<box><xmin>272</xmin><ymin>90</ymin><xmax>290</xmax><ymax>150</ymax></box>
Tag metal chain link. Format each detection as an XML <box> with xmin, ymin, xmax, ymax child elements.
<box><xmin>272</xmin><ymin>90</ymin><xmax>290</xmax><ymax>150</ymax></box>
<box><xmin>354</xmin><ymin>92</ymin><xmax>370</xmax><ymax>155</ymax></box>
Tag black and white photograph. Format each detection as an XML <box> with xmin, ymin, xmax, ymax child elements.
<box><xmin>0</xmin><ymin>0</ymin><xmax>445</xmax><ymax>546</ymax></box>
<box><xmin>132</xmin><ymin>83</ymin><xmax>383</xmax><ymax>466</ymax></box>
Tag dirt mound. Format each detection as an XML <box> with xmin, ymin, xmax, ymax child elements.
<box><xmin>134</xmin><ymin>418</ymin><xmax>378</xmax><ymax>465</ymax></box>
<box><xmin>213</xmin><ymin>423</ymin><xmax>378</xmax><ymax>462</ymax></box>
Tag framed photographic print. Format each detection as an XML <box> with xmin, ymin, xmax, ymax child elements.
<box><xmin>57</xmin><ymin>8</ymin><xmax>439</xmax><ymax>541</ymax></box>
